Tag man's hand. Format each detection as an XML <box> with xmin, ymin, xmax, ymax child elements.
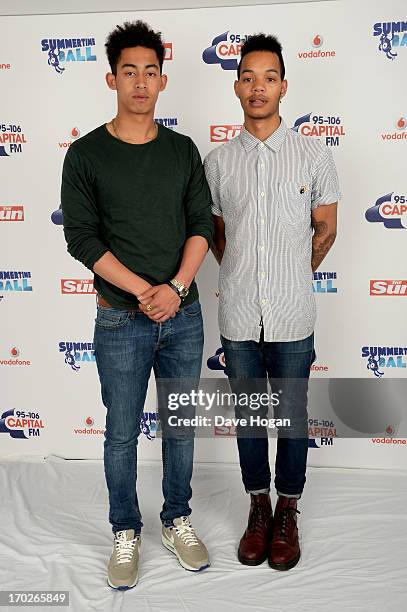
<box><xmin>138</xmin><ymin>284</ymin><xmax>181</xmax><ymax>322</ymax></box>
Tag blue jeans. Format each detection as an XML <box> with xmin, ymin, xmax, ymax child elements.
<box><xmin>221</xmin><ymin>331</ymin><xmax>315</xmax><ymax>497</ymax></box>
<box><xmin>94</xmin><ymin>300</ymin><xmax>203</xmax><ymax>534</ymax></box>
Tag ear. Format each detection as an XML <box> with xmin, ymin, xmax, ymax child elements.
<box><xmin>234</xmin><ymin>80</ymin><xmax>240</xmax><ymax>98</ymax></box>
<box><xmin>106</xmin><ymin>72</ymin><xmax>117</xmax><ymax>91</ymax></box>
<box><xmin>159</xmin><ymin>73</ymin><xmax>168</xmax><ymax>92</ymax></box>
<box><xmin>280</xmin><ymin>79</ymin><xmax>288</xmax><ymax>100</ymax></box>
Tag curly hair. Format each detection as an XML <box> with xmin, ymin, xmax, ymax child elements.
<box><xmin>105</xmin><ymin>20</ymin><xmax>165</xmax><ymax>74</ymax></box>
<box><xmin>237</xmin><ymin>33</ymin><xmax>285</xmax><ymax>80</ymax></box>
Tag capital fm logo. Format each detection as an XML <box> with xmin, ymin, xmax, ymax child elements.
<box><xmin>58</xmin><ymin>127</ymin><xmax>80</xmax><ymax>149</ymax></box>
<box><xmin>0</xmin><ymin>206</ymin><xmax>24</xmax><ymax>221</ymax></box>
<box><xmin>0</xmin><ymin>271</ymin><xmax>32</xmax><ymax>293</ymax></box>
<box><xmin>365</xmin><ymin>192</ymin><xmax>407</xmax><ymax>229</ymax></box>
<box><xmin>0</xmin><ymin>347</ymin><xmax>31</xmax><ymax>367</ymax></box>
<box><xmin>313</xmin><ymin>272</ymin><xmax>338</xmax><ymax>293</ymax></box>
<box><xmin>58</xmin><ymin>341</ymin><xmax>95</xmax><ymax>372</ymax></box>
<box><xmin>202</xmin><ymin>31</ymin><xmax>249</xmax><ymax>70</ymax></box>
<box><xmin>370</xmin><ymin>280</ymin><xmax>407</xmax><ymax>296</ymax></box>
<box><xmin>362</xmin><ymin>346</ymin><xmax>407</xmax><ymax>377</ymax></box>
<box><xmin>51</xmin><ymin>205</ymin><xmax>63</xmax><ymax>226</ymax></box>
<box><xmin>0</xmin><ymin>408</ymin><xmax>45</xmax><ymax>439</ymax></box>
<box><xmin>0</xmin><ymin>123</ymin><xmax>27</xmax><ymax>157</ymax></box>
<box><xmin>308</xmin><ymin>418</ymin><xmax>337</xmax><ymax>448</ymax></box>
<box><xmin>293</xmin><ymin>113</ymin><xmax>345</xmax><ymax>147</ymax></box>
<box><xmin>210</xmin><ymin>125</ymin><xmax>242</xmax><ymax>142</ymax></box>
<box><xmin>41</xmin><ymin>38</ymin><xmax>96</xmax><ymax>74</ymax></box>
<box><xmin>60</xmin><ymin>279</ymin><xmax>96</xmax><ymax>294</ymax></box>
<box><xmin>298</xmin><ymin>34</ymin><xmax>336</xmax><ymax>60</ymax></box>
<box><xmin>373</xmin><ymin>21</ymin><xmax>407</xmax><ymax>61</ymax></box>
<box><xmin>381</xmin><ymin>117</ymin><xmax>407</xmax><ymax>141</ymax></box>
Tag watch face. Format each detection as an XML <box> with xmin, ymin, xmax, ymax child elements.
<box><xmin>180</xmin><ymin>287</ymin><xmax>189</xmax><ymax>298</ymax></box>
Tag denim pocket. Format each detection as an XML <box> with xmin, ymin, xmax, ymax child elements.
<box><xmin>95</xmin><ymin>307</ymin><xmax>131</xmax><ymax>329</ymax></box>
<box><xmin>181</xmin><ymin>301</ymin><xmax>202</xmax><ymax>317</ymax></box>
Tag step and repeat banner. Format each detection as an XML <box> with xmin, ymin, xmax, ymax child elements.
<box><xmin>0</xmin><ymin>0</ymin><xmax>406</xmax><ymax>469</ymax></box>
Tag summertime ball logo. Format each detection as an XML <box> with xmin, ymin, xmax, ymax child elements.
<box><xmin>293</xmin><ymin>113</ymin><xmax>345</xmax><ymax>147</ymax></box>
<box><xmin>0</xmin><ymin>408</ymin><xmax>45</xmax><ymax>439</ymax></box>
<box><xmin>365</xmin><ymin>192</ymin><xmax>407</xmax><ymax>229</ymax></box>
<box><xmin>0</xmin><ymin>123</ymin><xmax>27</xmax><ymax>157</ymax></box>
<box><xmin>362</xmin><ymin>346</ymin><xmax>407</xmax><ymax>378</ymax></box>
<box><xmin>155</xmin><ymin>117</ymin><xmax>178</xmax><ymax>130</ymax></box>
<box><xmin>0</xmin><ymin>271</ymin><xmax>32</xmax><ymax>293</ymax></box>
<box><xmin>41</xmin><ymin>37</ymin><xmax>97</xmax><ymax>74</ymax></box>
<box><xmin>59</xmin><ymin>341</ymin><xmax>95</xmax><ymax>372</ymax></box>
<box><xmin>298</xmin><ymin>34</ymin><xmax>336</xmax><ymax>60</ymax></box>
<box><xmin>373</xmin><ymin>20</ymin><xmax>407</xmax><ymax>61</ymax></box>
<box><xmin>313</xmin><ymin>272</ymin><xmax>337</xmax><ymax>293</ymax></box>
<box><xmin>202</xmin><ymin>31</ymin><xmax>248</xmax><ymax>70</ymax></box>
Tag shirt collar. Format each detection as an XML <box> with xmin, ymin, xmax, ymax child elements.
<box><xmin>240</xmin><ymin>117</ymin><xmax>288</xmax><ymax>153</ymax></box>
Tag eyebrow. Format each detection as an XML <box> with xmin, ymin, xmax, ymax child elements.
<box><xmin>241</xmin><ymin>68</ymin><xmax>279</xmax><ymax>75</ymax></box>
<box><xmin>120</xmin><ymin>63</ymin><xmax>159</xmax><ymax>70</ymax></box>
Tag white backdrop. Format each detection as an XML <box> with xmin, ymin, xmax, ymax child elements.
<box><xmin>0</xmin><ymin>0</ymin><xmax>406</xmax><ymax>469</ymax></box>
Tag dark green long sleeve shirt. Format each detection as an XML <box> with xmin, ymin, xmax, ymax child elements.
<box><xmin>61</xmin><ymin>123</ymin><xmax>213</xmax><ymax>309</ymax></box>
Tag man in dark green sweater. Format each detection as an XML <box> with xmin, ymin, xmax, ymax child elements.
<box><xmin>61</xmin><ymin>21</ymin><xmax>213</xmax><ymax>589</ymax></box>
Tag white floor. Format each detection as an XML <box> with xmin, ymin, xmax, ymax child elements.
<box><xmin>0</xmin><ymin>458</ymin><xmax>406</xmax><ymax>612</ymax></box>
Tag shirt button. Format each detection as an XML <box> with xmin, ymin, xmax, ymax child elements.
<box><xmin>260</xmin><ymin>245</ymin><xmax>265</xmax><ymax>251</ymax></box>
<box><xmin>259</xmin><ymin>143</ymin><xmax>264</xmax><ymax>148</ymax></box>
<box><xmin>260</xmin><ymin>218</ymin><xmax>265</xmax><ymax>225</ymax></box>
<box><xmin>262</xmin><ymin>298</ymin><xmax>267</xmax><ymax>305</ymax></box>
<box><xmin>262</xmin><ymin>272</ymin><xmax>266</xmax><ymax>278</ymax></box>
<box><xmin>260</xmin><ymin>192</ymin><xmax>265</xmax><ymax>197</ymax></box>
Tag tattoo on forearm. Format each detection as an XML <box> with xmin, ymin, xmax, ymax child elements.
<box><xmin>312</xmin><ymin>220</ymin><xmax>336</xmax><ymax>271</ymax></box>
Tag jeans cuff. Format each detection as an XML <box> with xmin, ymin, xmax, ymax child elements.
<box><xmin>277</xmin><ymin>490</ymin><xmax>301</xmax><ymax>499</ymax></box>
<box><xmin>246</xmin><ymin>487</ymin><xmax>270</xmax><ymax>495</ymax></box>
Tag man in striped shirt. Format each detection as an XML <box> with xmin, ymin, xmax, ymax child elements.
<box><xmin>204</xmin><ymin>34</ymin><xmax>340</xmax><ymax>570</ymax></box>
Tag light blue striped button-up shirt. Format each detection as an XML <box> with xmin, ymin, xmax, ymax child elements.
<box><xmin>204</xmin><ymin>118</ymin><xmax>341</xmax><ymax>342</ymax></box>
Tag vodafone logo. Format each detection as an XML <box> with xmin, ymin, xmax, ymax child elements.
<box><xmin>210</xmin><ymin>125</ymin><xmax>242</xmax><ymax>142</ymax></box>
<box><xmin>370</xmin><ymin>280</ymin><xmax>407</xmax><ymax>296</ymax></box>
<box><xmin>0</xmin><ymin>205</ymin><xmax>24</xmax><ymax>221</ymax></box>
<box><xmin>164</xmin><ymin>43</ymin><xmax>173</xmax><ymax>60</ymax></box>
<box><xmin>60</xmin><ymin>279</ymin><xmax>96</xmax><ymax>294</ymax></box>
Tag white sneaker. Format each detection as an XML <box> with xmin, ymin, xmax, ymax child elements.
<box><xmin>107</xmin><ymin>529</ymin><xmax>140</xmax><ymax>590</ymax></box>
<box><xmin>162</xmin><ymin>516</ymin><xmax>210</xmax><ymax>572</ymax></box>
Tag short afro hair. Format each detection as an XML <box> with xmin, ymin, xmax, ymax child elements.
<box><xmin>105</xmin><ymin>20</ymin><xmax>165</xmax><ymax>75</ymax></box>
<box><xmin>237</xmin><ymin>33</ymin><xmax>285</xmax><ymax>80</ymax></box>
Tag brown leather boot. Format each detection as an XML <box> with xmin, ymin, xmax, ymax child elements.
<box><xmin>268</xmin><ymin>496</ymin><xmax>301</xmax><ymax>570</ymax></box>
<box><xmin>238</xmin><ymin>493</ymin><xmax>273</xmax><ymax>566</ymax></box>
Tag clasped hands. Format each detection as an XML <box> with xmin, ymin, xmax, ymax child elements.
<box><xmin>137</xmin><ymin>284</ymin><xmax>181</xmax><ymax>323</ymax></box>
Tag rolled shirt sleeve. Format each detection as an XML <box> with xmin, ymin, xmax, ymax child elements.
<box><xmin>311</xmin><ymin>145</ymin><xmax>341</xmax><ymax>209</ymax></box>
<box><xmin>61</xmin><ymin>146</ymin><xmax>109</xmax><ymax>271</ymax></box>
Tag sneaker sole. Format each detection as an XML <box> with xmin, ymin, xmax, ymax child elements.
<box><xmin>107</xmin><ymin>573</ymin><xmax>139</xmax><ymax>590</ymax></box>
<box><xmin>268</xmin><ymin>551</ymin><xmax>301</xmax><ymax>571</ymax></box>
<box><xmin>162</xmin><ymin>533</ymin><xmax>210</xmax><ymax>572</ymax></box>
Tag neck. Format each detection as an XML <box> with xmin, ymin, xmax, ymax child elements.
<box><xmin>244</xmin><ymin>113</ymin><xmax>281</xmax><ymax>142</ymax></box>
<box><xmin>113</xmin><ymin>109</ymin><xmax>157</xmax><ymax>144</ymax></box>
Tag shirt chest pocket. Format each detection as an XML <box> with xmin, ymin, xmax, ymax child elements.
<box><xmin>278</xmin><ymin>180</ymin><xmax>311</xmax><ymax>226</ymax></box>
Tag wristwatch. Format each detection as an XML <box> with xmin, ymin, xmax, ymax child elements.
<box><xmin>168</xmin><ymin>278</ymin><xmax>189</xmax><ymax>300</ymax></box>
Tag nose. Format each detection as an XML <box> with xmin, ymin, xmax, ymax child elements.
<box><xmin>252</xmin><ymin>81</ymin><xmax>265</xmax><ymax>93</ymax></box>
<box><xmin>135</xmin><ymin>75</ymin><xmax>147</xmax><ymax>89</ymax></box>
